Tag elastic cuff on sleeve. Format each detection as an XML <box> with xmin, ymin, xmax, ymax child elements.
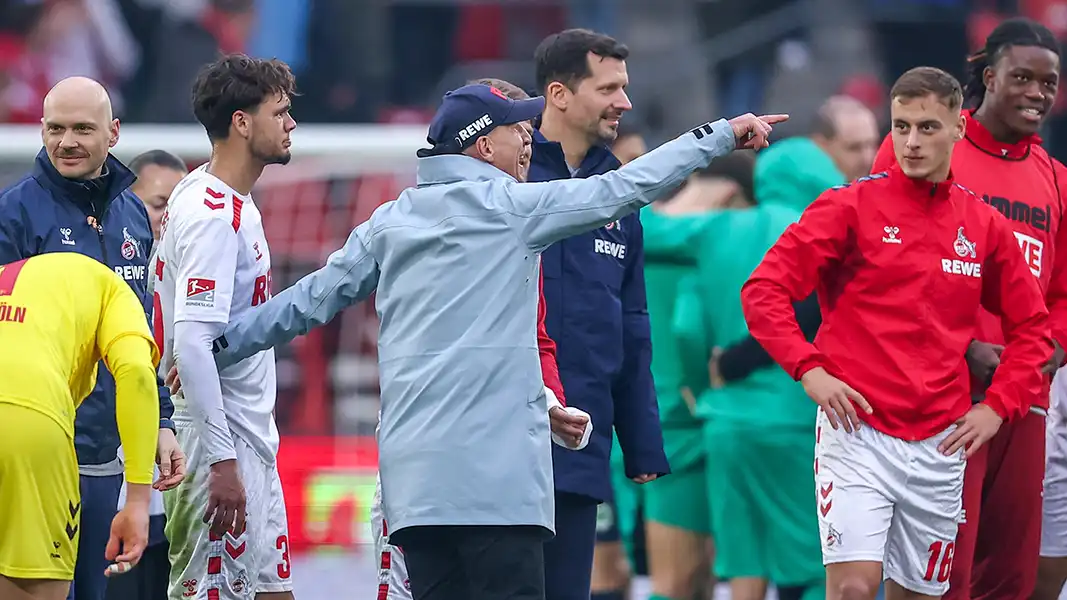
<box><xmin>982</xmin><ymin>395</ymin><xmax>1011</xmax><ymax>421</ymax></box>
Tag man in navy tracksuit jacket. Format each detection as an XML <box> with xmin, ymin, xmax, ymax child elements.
<box><xmin>0</xmin><ymin>82</ymin><xmax>177</xmax><ymax>600</ymax></box>
<box><xmin>531</xmin><ymin>29</ymin><xmax>670</xmax><ymax>600</ymax></box>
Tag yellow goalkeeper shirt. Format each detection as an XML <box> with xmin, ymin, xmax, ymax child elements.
<box><xmin>0</xmin><ymin>253</ymin><xmax>160</xmax><ymax>484</ymax></box>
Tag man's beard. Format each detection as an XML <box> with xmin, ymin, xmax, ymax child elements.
<box><xmin>592</xmin><ymin>114</ymin><xmax>619</xmax><ymax>145</ymax></box>
<box><xmin>252</xmin><ymin>143</ymin><xmax>292</xmax><ymax>166</ymax></box>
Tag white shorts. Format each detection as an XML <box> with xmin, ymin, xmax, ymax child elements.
<box><xmin>814</xmin><ymin>410</ymin><xmax>965</xmax><ymax>596</ymax></box>
<box><xmin>370</xmin><ymin>475</ymin><xmax>411</xmax><ymax>599</ymax></box>
<box><xmin>1042</xmin><ymin>371</ymin><xmax>1067</xmax><ymax>557</ymax></box>
<box><xmin>164</xmin><ymin>419</ymin><xmax>293</xmax><ymax>599</ymax></box>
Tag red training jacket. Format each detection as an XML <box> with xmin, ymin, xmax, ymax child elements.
<box><xmin>872</xmin><ymin>111</ymin><xmax>1067</xmax><ymax>409</ymax></box>
<box><xmin>741</xmin><ymin>166</ymin><xmax>1051</xmax><ymax>440</ymax></box>
<box><xmin>537</xmin><ymin>271</ymin><xmax>566</xmax><ymax>405</ymax></box>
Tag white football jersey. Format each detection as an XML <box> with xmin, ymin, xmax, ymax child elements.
<box><xmin>154</xmin><ymin>165</ymin><xmax>279</xmax><ymax>462</ymax></box>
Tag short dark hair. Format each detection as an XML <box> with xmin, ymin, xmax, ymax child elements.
<box><xmin>191</xmin><ymin>54</ymin><xmax>298</xmax><ymax>141</ymax></box>
<box><xmin>128</xmin><ymin>149</ymin><xmax>188</xmax><ymax>176</ymax></box>
<box><xmin>890</xmin><ymin>67</ymin><xmax>963</xmax><ymax>111</ymax></box>
<box><xmin>534</xmin><ymin>29</ymin><xmax>629</xmax><ymax>92</ymax></box>
<box><xmin>965</xmin><ymin>18</ymin><xmax>1060</xmax><ymax>108</ymax></box>
<box><xmin>694</xmin><ymin>151</ymin><xmax>756</xmax><ymax>203</ymax></box>
<box><xmin>468</xmin><ymin>78</ymin><xmax>530</xmax><ymax>101</ymax></box>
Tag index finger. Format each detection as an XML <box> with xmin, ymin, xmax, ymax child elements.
<box><xmin>203</xmin><ymin>497</ymin><xmax>218</xmax><ymax>525</ymax></box>
<box><xmin>757</xmin><ymin>114</ymin><xmax>789</xmax><ymax>125</ymax></box>
<box><xmin>938</xmin><ymin>425</ymin><xmax>971</xmax><ymax>456</ymax></box>
<box><xmin>234</xmin><ymin>505</ymin><xmax>247</xmax><ymax>541</ymax></box>
<box><xmin>115</xmin><ymin>541</ymin><xmax>146</xmax><ymax>565</ymax></box>
<box><xmin>565</xmin><ymin>412</ymin><xmax>589</xmax><ymax>424</ymax></box>
<box><xmin>845</xmin><ymin>387</ymin><xmax>873</xmax><ymax>414</ymax></box>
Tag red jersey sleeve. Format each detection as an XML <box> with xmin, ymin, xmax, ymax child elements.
<box><xmin>980</xmin><ymin>214</ymin><xmax>1053</xmax><ymax>420</ymax></box>
<box><xmin>871</xmin><ymin>133</ymin><xmax>895</xmax><ymax>173</ymax></box>
<box><xmin>536</xmin><ymin>271</ymin><xmax>565</xmax><ymax>405</ymax></box>
<box><xmin>740</xmin><ymin>186</ymin><xmax>856</xmax><ymax>380</ymax></box>
<box><xmin>1045</xmin><ymin>159</ymin><xmax>1067</xmax><ymax>352</ymax></box>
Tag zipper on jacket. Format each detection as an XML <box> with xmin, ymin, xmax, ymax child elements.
<box><xmin>88</xmin><ymin>200</ymin><xmax>108</xmax><ymax>265</ymax></box>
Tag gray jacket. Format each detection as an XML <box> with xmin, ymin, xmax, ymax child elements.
<box><xmin>213</xmin><ymin>120</ymin><xmax>735</xmax><ymax>535</ymax></box>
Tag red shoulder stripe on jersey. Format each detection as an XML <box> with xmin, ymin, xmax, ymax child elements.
<box><xmin>206</xmin><ymin>187</ymin><xmax>225</xmax><ymax>199</ymax></box>
<box><xmin>204</xmin><ymin>198</ymin><xmax>225</xmax><ymax>210</ymax></box>
<box><xmin>0</xmin><ymin>258</ymin><xmax>27</xmax><ymax>296</ymax></box>
<box><xmin>232</xmin><ymin>195</ymin><xmax>244</xmax><ymax>232</ymax></box>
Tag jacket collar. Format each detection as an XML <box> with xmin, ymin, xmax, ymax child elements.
<box><xmin>963</xmin><ymin>109</ymin><xmax>1038</xmax><ymax>161</ymax></box>
<box><xmin>415</xmin><ymin>154</ymin><xmax>515</xmax><ymax>186</ymax></box>
<box><xmin>887</xmin><ymin>164</ymin><xmax>956</xmax><ymax>200</ymax></box>
<box><xmin>32</xmin><ymin>149</ymin><xmax>136</xmax><ymax>211</ymax></box>
<box><xmin>530</xmin><ymin>129</ymin><xmax>621</xmax><ymax>176</ymax></box>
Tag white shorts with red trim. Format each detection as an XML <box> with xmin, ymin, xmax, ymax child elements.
<box><xmin>164</xmin><ymin>418</ymin><xmax>293</xmax><ymax>599</ymax></box>
<box><xmin>815</xmin><ymin>410</ymin><xmax>965</xmax><ymax>597</ymax></box>
<box><xmin>370</xmin><ymin>474</ymin><xmax>411</xmax><ymax>600</ymax></box>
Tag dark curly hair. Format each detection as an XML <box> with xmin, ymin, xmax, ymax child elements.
<box><xmin>964</xmin><ymin>18</ymin><xmax>1059</xmax><ymax>109</ymax></box>
<box><xmin>192</xmin><ymin>54</ymin><xmax>298</xmax><ymax>141</ymax></box>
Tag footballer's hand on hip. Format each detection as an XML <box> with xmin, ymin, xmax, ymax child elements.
<box><xmin>154</xmin><ymin>428</ymin><xmax>186</xmax><ymax>491</ymax></box>
<box><xmin>728</xmin><ymin>113</ymin><xmax>789</xmax><ymax>151</ymax></box>
<box><xmin>965</xmin><ymin>340</ymin><xmax>1003</xmax><ymax>385</ymax></box>
<box><xmin>205</xmin><ymin>458</ymin><xmax>247</xmax><ymax>538</ymax></box>
<box><xmin>800</xmin><ymin>366</ymin><xmax>873</xmax><ymax>433</ymax></box>
<box><xmin>1042</xmin><ymin>340</ymin><xmax>1065</xmax><ymax>375</ymax></box>
<box><xmin>939</xmin><ymin>403</ymin><xmax>1004</xmax><ymax>458</ymax></box>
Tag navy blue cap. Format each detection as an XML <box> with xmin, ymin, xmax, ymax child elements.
<box><xmin>418</xmin><ymin>84</ymin><xmax>546</xmax><ymax>157</ymax></box>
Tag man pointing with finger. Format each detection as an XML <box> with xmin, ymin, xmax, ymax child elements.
<box><xmin>207</xmin><ymin>79</ymin><xmax>785</xmax><ymax>599</ymax></box>
<box><xmin>741</xmin><ymin>67</ymin><xmax>1050</xmax><ymax>600</ymax></box>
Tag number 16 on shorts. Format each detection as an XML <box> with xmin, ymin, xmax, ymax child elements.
<box><xmin>814</xmin><ymin>412</ymin><xmax>965</xmax><ymax>596</ymax></box>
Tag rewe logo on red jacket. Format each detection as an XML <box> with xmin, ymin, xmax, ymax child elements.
<box><xmin>942</xmin><ymin>227</ymin><xmax>981</xmax><ymax>278</ymax></box>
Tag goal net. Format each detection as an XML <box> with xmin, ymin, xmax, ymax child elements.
<box><xmin>0</xmin><ymin>122</ymin><xmax>428</xmax><ymax>554</ymax></box>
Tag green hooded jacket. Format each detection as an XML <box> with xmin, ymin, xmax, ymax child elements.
<box><xmin>754</xmin><ymin>137</ymin><xmax>845</xmax><ymax>213</ymax></box>
<box><xmin>672</xmin><ymin>205</ymin><xmax>815</xmax><ymax>427</ymax></box>
<box><xmin>639</xmin><ymin>206</ymin><xmax>720</xmax><ymax>428</ymax></box>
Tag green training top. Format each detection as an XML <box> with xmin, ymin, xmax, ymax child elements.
<box><xmin>754</xmin><ymin>137</ymin><xmax>845</xmax><ymax>213</ymax></box>
<box><xmin>639</xmin><ymin>206</ymin><xmax>720</xmax><ymax>428</ymax></box>
<box><xmin>672</xmin><ymin>204</ymin><xmax>816</xmax><ymax>427</ymax></box>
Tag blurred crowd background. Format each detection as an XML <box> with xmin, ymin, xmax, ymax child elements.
<box><xmin>1</xmin><ymin>0</ymin><xmax>1064</xmax><ymax>591</ymax></box>
<box><xmin>2</xmin><ymin>0</ymin><xmax>1067</xmax><ymax>147</ymax></box>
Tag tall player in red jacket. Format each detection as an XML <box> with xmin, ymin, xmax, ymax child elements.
<box><xmin>743</xmin><ymin>66</ymin><xmax>1052</xmax><ymax>600</ymax></box>
<box><xmin>869</xmin><ymin>19</ymin><xmax>1067</xmax><ymax>600</ymax></box>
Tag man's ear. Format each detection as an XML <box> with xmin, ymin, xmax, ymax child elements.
<box><xmin>545</xmin><ymin>81</ymin><xmax>570</xmax><ymax>111</ymax></box>
<box><xmin>956</xmin><ymin>111</ymin><xmax>967</xmax><ymax>142</ymax></box>
<box><xmin>232</xmin><ymin>110</ymin><xmax>252</xmax><ymax>139</ymax></box>
<box><xmin>982</xmin><ymin>65</ymin><xmax>996</xmax><ymax>94</ymax></box>
<box><xmin>470</xmin><ymin>135</ymin><xmax>493</xmax><ymax>162</ymax></box>
<box><xmin>109</xmin><ymin>118</ymin><xmax>120</xmax><ymax>148</ymax></box>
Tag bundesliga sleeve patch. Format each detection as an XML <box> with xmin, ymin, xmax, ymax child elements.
<box><xmin>186</xmin><ymin>278</ymin><xmax>216</xmax><ymax>307</ymax></box>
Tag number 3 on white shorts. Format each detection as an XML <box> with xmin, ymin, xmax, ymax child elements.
<box><xmin>277</xmin><ymin>534</ymin><xmax>291</xmax><ymax>579</ymax></box>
